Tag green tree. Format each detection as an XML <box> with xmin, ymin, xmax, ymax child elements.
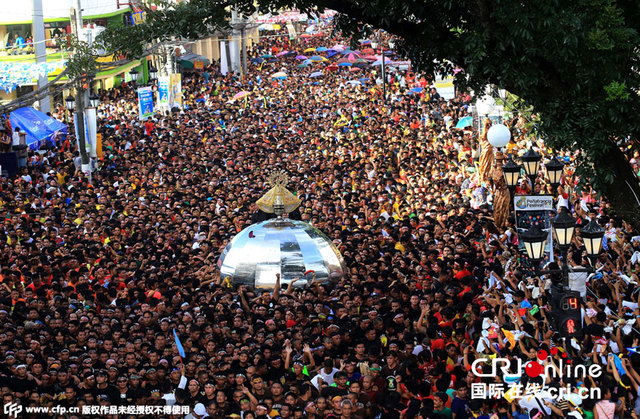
<box><xmin>98</xmin><ymin>0</ymin><xmax>640</xmax><ymax>229</ymax></box>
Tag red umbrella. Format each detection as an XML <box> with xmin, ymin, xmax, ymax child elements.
<box><xmin>349</xmin><ymin>67</ymin><xmax>361</xmax><ymax>72</ymax></box>
<box><xmin>300</xmin><ymin>34</ymin><xmax>312</xmax><ymax>38</ymax></box>
<box><xmin>327</xmin><ymin>64</ymin><xmax>339</xmax><ymax>71</ymax></box>
<box><xmin>362</xmin><ymin>48</ymin><xmax>375</xmax><ymax>55</ymax></box>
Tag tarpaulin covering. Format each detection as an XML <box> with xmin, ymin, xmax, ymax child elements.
<box><xmin>9</xmin><ymin>107</ymin><xmax>67</xmax><ymax>150</ymax></box>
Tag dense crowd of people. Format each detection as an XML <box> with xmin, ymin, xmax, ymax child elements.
<box><xmin>1</xmin><ymin>29</ymin><xmax>640</xmax><ymax>419</ymax></box>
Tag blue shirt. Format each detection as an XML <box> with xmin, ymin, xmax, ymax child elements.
<box><xmin>451</xmin><ymin>397</ymin><xmax>470</xmax><ymax>419</ymax></box>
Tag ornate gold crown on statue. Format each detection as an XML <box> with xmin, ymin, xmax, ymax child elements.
<box><xmin>256</xmin><ymin>170</ymin><xmax>301</xmax><ymax>217</ymax></box>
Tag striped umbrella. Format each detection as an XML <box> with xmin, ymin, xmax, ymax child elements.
<box><xmin>343</xmin><ymin>53</ymin><xmax>361</xmax><ymax>62</ymax></box>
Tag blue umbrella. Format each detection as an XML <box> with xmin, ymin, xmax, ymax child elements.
<box><xmin>358</xmin><ymin>77</ymin><xmax>370</xmax><ymax>83</ymax></box>
<box><xmin>342</xmin><ymin>49</ymin><xmax>354</xmax><ymax>55</ymax></box>
<box><xmin>455</xmin><ymin>116</ymin><xmax>473</xmax><ymax>129</ymax></box>
<box><xmin>338</xmin><ymin>62</ymin><xmax>352</xmax><ymax>67</ymax></box>
<box><xmin>302</xmin><ymin>59</ymin><xmax>313</xmax><ymax>65</ymax></box>
<box><xmin>410</xmin><ymin>86</ymin><xmax>423</xmax><ymax>93</ymax></box>
<box><xmin>261</xmin><ymin>54</ymin><xmax>275</xmax><ymax>58</ymax></box>
<box><xmin>316</xmin><ymin>47</ymin><xmax>328</xmax><ymax>52</ymax></box>
<box><xmin>297</xmin><ymin>63</ymin><xmax>309</xmax><ymax>68</ymax></box>
<box><xmin>251</xmin><ymin>57</ymin><xmax>265</xmax><ymax>63</ymax></box>
<box><xmin>310</xmin><ymin>71</ymin><xmax>323</xmax><ymax>78</ymax></box>
<box><xmin>326</xmin><ymin>51</ymin><xmax>339</xmax><ymax>58</ymax></box>
<box><xmin>309</xmin><ymin>55</ymin><xmax>324</xmax><ymax>61</ymax></box>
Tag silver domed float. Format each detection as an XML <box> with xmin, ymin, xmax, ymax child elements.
<box><xmin>218</xmin><ymin>171</ymin><xmax>345</xmax><ymax>289</ymax></box>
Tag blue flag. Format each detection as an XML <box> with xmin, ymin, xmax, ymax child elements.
<box><xmin>173</xmin><ymin>329</ymin><xmax>186</xmax><ymax>358</ymax></box>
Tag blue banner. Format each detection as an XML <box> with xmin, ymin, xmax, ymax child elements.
<box><xmin>138</xmin><ymin>86</ymin><xmax>154</xmax><ymax>120</ymax></box>
<box><xmin>158</xmin><ymin>77</ymin><xmax>169</xmax><ymax>107</ymax></box>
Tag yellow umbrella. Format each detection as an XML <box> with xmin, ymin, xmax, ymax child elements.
<box><xmin>304</xmin><ymin>47</ymin><xmax>316</xmax><ymax>53</ymax></box>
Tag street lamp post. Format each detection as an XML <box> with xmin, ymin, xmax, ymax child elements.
<box><xmin>521</xmin><ymin>148</ymin><xmax>542</xmax><ymax>187</ymax></box>
<box><xmin>89</xmin><ymin>93</ymin><xmax>100</xmax><ymax>108</ymax></box>
<box><xmin>545</xmin><ymin>156</ymin><xmax>565</xmax><ymax>190</ymax></box>
<box><xmin>65</xmin><ymin>94</ymin><xmax>75</xmax><ymax>124</ymax></box>
<box><xmin>502</xmin><ymin>158</ymin><xmax>522</xmax><ymax>195</ymax></box>
<box><xmin>148</xmin><ymin>65</ymin><xmax>158</xmax><ymax>83</ymax></box>
<box><xmin>129</xmin><ymin>68</ymin><xmax>139</xmax><ymax>86</ymax></box>
<box><xmin>371</xmin><ymin>38</ymin><xmax>386</xmax><ymax>103</ymax></box>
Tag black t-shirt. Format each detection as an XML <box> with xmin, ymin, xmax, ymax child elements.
<box><xmin>10</xmin><ymin>376</ymin><xmax>36</xmax><ymax>394</ymax></box>
<box><xmin>92</xmin><ymin>384</ymin><xmax>120</xmax><ymax>405</ymax></box>
<box><xmin>584</xmin><ymin>323</ymin><xmax>605</xmax><ymax>337</ymax></box>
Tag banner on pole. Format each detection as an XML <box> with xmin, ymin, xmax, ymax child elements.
<box><xmin>73</xmin><ymin>112</ymin><xmax>91</xmax><ymax>155</ymax></box>
<box><xmin>434</xmin><ymin>75</ymin><xmax>455</xmax><ymax>101</ymax></box>
<box><xmin>220</xmin><ymin>41</ymin><xmax>229</xmax><ymax>75</ymax></box>
<box><xmin>158</xmin><ymin>77</ymin><xmax>170</xmax><ymax>108</ymax></box>
<box><xmin>169</xmin><ymin>73</ymin><xmax>182</xmax><ymax>109</ymax></box>
<box><xmin>138</xmin><ymin>86</ymin><xmax>154</xmax><ymax>120</ymax></box>
<box><xmin>514</xmin><ymin>195</ymin><xmax>555</xmax><ymax>274</ymax></box>
<box><xmin>96</xmin><ymin>133</ymin><xmax>103</xmax><ymax>160</ymax></box>
<box><xmin>84</xmin><ymin>107</ymin><xmax>97</xmax><ymax>158</ymax></box>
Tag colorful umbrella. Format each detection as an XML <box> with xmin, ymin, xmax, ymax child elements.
<box><xmin>232</xmin><ymin>91</ymin><xmax>251</xmax><ymax>101</ymax></box>
<box><xmin>276</xmin><ymin>51</ymin><xmax>289</xmax><ymax>57</ymax></box>
<box><xmin>455</xmin><ymin>116</ymin><xmax>473</xmax><ymax>129</ymax></box>
<box><xmin>343</xmin><ymin>53</ymin><xmax>361</xmax><ymax>62</ymax></box>
<box><xmin>316</xmin><ymin>47</ymin><xmax>328</xmax><ymax>52</ymax></box>
<box><xmin>270</xmin><ymin>71</ymin><xmax>287</xmax><ymax>79</ymax></box>
<box><xmin>309</xmin><ymin>55</ymin><xmax>326</xmax><ymax>61</ymax></box>
<box><xmin>309</xmin><ymin>71</ymin><xmax>323</xmax><ymax>78</ymax></box>
<box><xmin>295</xmin><ymin>55</ymin><xmax>308</xmax><ymax>60</ymax></box>
<box><xmin>297</xmin><ymin>63</ymin><xmax>309</xmax><ymax>68</ymax></box>
<box><xmin>331</xmin><ymin>44</ymin><xmax>345</xmax><ymax>52</ymax></box>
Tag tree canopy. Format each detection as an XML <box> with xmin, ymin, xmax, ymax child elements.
<box><xmin>96</xmin><ymin>0</ymin><xmax>640</xmax><ymax>229</ymax></box>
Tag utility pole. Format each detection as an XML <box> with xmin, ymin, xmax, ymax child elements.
<box><xmin>32</xmin><ymin>0</ymin><xmax>50</xmax><ymax>114</ymax></box>
<box><xmin>70</xmin><ymin>4</ymin><xmax>91</xmax><ymax>182</ymax></box>
<box><xmin>241</xmin><ymin>25</ymin><xmax>247</xmax><ymax>78</ymax></box>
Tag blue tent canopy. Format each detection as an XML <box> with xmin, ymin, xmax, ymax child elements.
<box><xmin>9</xmin><ymin>107</ymin><xmax>67</xmax><ymax>150</ymax></box>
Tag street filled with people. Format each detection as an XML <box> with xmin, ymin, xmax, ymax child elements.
<box><xmin>2</xmin><ymin>29</ymin><xmax>640</xmax><ymax>419</ymax></box>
